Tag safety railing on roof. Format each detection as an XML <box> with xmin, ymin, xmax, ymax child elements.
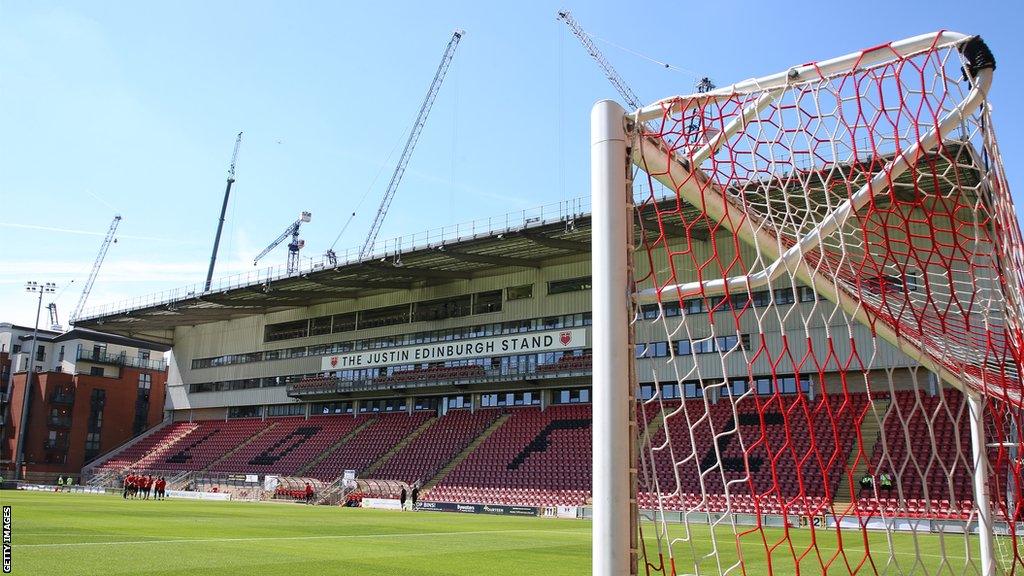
<box><xmin>76</xmin><ymin>196</ymin><xmax>591</xmax><ymax>322</ymax></box>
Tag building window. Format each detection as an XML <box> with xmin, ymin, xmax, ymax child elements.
<box><xmin>35</xmin><ymin>345</ymin><xmax>45</xmax><ymax>362</ymax></box>
<box><xmin>12</xmin><ymin>344</ymin><xmax>21</xmax><ymax>354</ymax></box>
<box><xmin>84</xmin><ymin>390</ymin><xmax>105</xmax><ymax>460</ymax></box>
<box><xmin>138</xmin><ymin>349</ymin><xmax>151</xmax><ymax>361</ymax></box>
<box><xmin>506</xmin><ymin>284</ymin><xmax>533</xmax><ymax>301</ymax></box>
<box><xmin>635</xmin><ymin>342</ymin><xmax>669</xmax><ymax>359</ymax></box>
<box><xmin>332</xmin><ymin>313</ymin><xmax>357</xmax><ymax>333</ymax></box>
<box><xmin>472</xmin><ymin>290</ymin><xmax>502</xmax><ymax>314</ymax></box>
<box><xmin>753</xmin><ymin>374</ymin><xmax>812</xmax><ymax>395</ymax></box>
<box><xmin>360</xmin><ymin>304</ymin><xmax>411</xmax><ymax>329</ymax></box>
<box><xmin>267</xmin><ymin>403</ymin><xmax>305</xmax><ymax>417</ymax></box>
<box><xmin>90</xmin><ymin>367</ymin><xmax>104</xmax><ymax>376</ymax></box>
<box><xmin>228</xmin><ymin>405</ymin><xmax>262</xmax><ymax>419</ymax></box>
<box><xmin>58</xmin><ymin>345</ymin><xmax>65</xmax><ymax>362</ymax></box>
<box><xmin>414</xmin><ymin>397</ymin><xmax>439</xmax><ymax>411</ymax></box>
<box><xmin>798</xmin><ymin>286</ymin><xmax>818</xmax><ymax>302</ymax></box>
<box><xmin>554</xmin><ymin>388</ymin><xmax>591</xmax><ymax>404</ymax></box>
<box><xmin>133</xmin><ymin>374</ymin><xmax>152</xmax><ymax>435</ymax></box>
<box><xmin>265</xmin><ymin>320</ymin><xmax>309</xmax><ymax>342</ymax></box>
<box><xmin>313</xmin><ymin>401</ymin><xmax>352</xmax><ymax>415</ymax></box>
<box><xmin>413</xmin><ymin>296</ymin><xmax>471</xmax><ymax>322</ymax></box>
<box><xmin>359</xmin><ymin>398</ymin><xmax>407</xmax><ymax>413</ymax></box>
<box><xmin>548</xmin><ymin>276</ymin><xmax>592</xmax><ymax>295</ymax></box>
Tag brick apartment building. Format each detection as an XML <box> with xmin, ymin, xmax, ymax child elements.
<box><xmin>1</xmin><ymin>323</ymin><xmax>169</xmax><ymax>480</ymax></box>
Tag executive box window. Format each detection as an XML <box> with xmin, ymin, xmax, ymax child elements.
<box><xmin>314</xmin><ymin>401</ymin><xmax>353</xmax><ymax>415</ymax></box>
<box><xmin>265</xmin><ymin>320</ymin><xmax>309</xmax><ymax>342</ymax></box>
<box><xmin>415</xmin><ymin>397</ymin><xmax>440</xmax><ymax>411</ymax></box>
<box><xmin>267</xmin><ymin>404</ymin><xmax>305</xmax><ymax>417</ymax></box>
<box><xmin>310</xmin><ymin>316</ymin><xmax>333</xmax><ymax>337</ymax></box>
<box><xmin>722</xmin><ymin>378</ymin><xmax>749</xmax><ymax>397</ymax></box>
<box><xmin>554</xmin><ymin>388</ymin><xmax>591</xmax><ymax>404</ymax></box>
<box><xmin>414</xmin><ymin>295</ymin><xmax>471</xmax><ymax>322</ymax></box>
<box><xmin>753</xmin><ymin>374</ymin><xmax>812</xmax><ymax>395</ymax></box>
<box><xmin>360</xmin><ymin>398</ymin><xmax>407</xmax><ymax>413</ymax></box>
<box><xmin>443</xmin><ymin>395</ymin><xmax>470</xmax><ymax>411</ymax></box>
<box><xmin>472</xmin><ymin>290</ymin><xmax>502</xmax><ymax>314</ymax></box>
<box><xmin>228</xmin><ymin>405</ymin><xmax>262</xmax><ymax>419</ymax></box>
<box><xmin>635</xmin><ymin>342</ymin><xmax>670</xmax><ymax>359</ymax></box>
<box><xmin>677</xmin><ymin>334</ymin><xmax>750</xmax><ymax>356</ymax></box>
<box><xmin>332</xmin><ymin>313</ymin><xmax>357</xmax><ymax>333</ymax></box>
<box><xmin>36</xmin><ymin>345</ymin><xmax>45</xmax><ymax>362</ymax></box>
<box><xmin>640</xmin><ymin>302</ymin><xmax>681</xmax><ymax>319</ymax></box>
<box><xmin>360</xmin><ymin>304</ymin><xmax>410</xmax><ymax>329</ymax></box>
<box><xmin>506</xmin><ymin>284</ymin><xmax>533</xmax><ymax>301</ymax></box>
<box><xmin>479</xmin><ymin>390</ymin><xmax>540</xmax><ymax>407</ymax></box>
<box><xmin>548</xmin><ymin>276</ymin><xmax>592</xmax><ymax>295</ymax></box>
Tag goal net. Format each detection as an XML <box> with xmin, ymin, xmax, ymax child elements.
<box><xmin>591</xmin><ymin>32</ymin><xmax>1024</xmax><ymax>576</ymax></box>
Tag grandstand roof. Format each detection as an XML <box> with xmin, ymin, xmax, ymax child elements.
<box><xmin>74</xmin><ymin>199</ymin><xmax>622</xmax><ymax>343</ymax></box>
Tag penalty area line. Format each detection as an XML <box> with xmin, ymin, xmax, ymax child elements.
<box><xmin>17</xmin><ymin>528</ymin><xmax>589</xmax><ymax>548</ymax></box>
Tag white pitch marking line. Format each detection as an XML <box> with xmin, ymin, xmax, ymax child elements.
<box><xmin>16</xmin><ymin>528</ymin><xmax>589</xmax><ymax>548</ymax></box>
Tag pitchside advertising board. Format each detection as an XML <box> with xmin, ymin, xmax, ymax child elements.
<box><xmin>320</xmin><ymin>328</ymin><xmax>587</xmax><ymax>371</ymax></box>
<box><xmin>415</xmin><ymin>502</ymin><xmax>540</xmax><ymax>516</ymax></box>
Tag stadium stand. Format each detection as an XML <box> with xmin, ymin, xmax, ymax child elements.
<box><xmin>305</xmin><ymin>412</ymin><xmax>434</xmax><ymax>480</ymax></box>
<box><xmin>373</xmin><ymin>409</ymin><xmax>501</xmax><ymax>484</ymax></box>
<box><xmin>85</xmin><ymin>389</ymin><xmax>985</xmax><ymax>519</ymax></box>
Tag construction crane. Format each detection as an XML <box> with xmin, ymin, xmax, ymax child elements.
<box><xmin>205</xmin><ymin>131</ymin><xmax>243</xmax><ymax>291</ymax></box>
<box><xmin>557</xmin><ymin>10</ymin><xmax>715</xmax><ymax>114</ymax></box>
<box><xmin>359</xmin><ymin>29</ymin><xmax>464</xmax><ymax>260</ymax></box>
<box><xmin>46</xmin><ymin>303</ymin><xmax>61</xmax><ymax>332</ymax></box>
<box><xmin>70</xmin><ymin>214</ymin><xmax>122</xmax><ymax>325</ymax></box>
<box><xmin>254</xmin><ymin>211</ymin><xmax>312</xmax><ymax>274</ymax></box>
<box><xmin>557</xmin><ymin>10</ymin><xmax>643</xmax><ymax>111</ymax></box>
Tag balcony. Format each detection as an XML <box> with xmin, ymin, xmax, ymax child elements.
<box><xmin>76</xmin><ymin>349</ymin><xmax>167</xmax><ymax>371</ymax></box>
<box><xmin>43</xmin><ymin>439</ymin><xmax>69</xmax><ymax>451</ymax></box>
<box><xmin>287</xmin><ymin>355</ymin><xmax>593</xmax><ymax>398</ymax></box>
<box><xmin>47</xmin><ymin>416</ymin><xmax>73</xmax><ymax>429</ymax></box>
<box><xmin>49</xmin><ymin>391</ymin><xmax>75</xmax><ymax>405</ymax></box>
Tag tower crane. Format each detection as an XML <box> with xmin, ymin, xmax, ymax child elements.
<box><xmin>557</xmin><ymin>10</ymin><xmax>643</xmax><ymax>111</ymax></box>
<box><xmin>253</xmin><ymin>211</ymin><xmax>312</xmax><ymax>274</ymax></box>
<box><xmin>358</xmin><ymin>29</ymin><xmax>464</xmax><ymax>260</ymax></box>
<box><xmin>205</xmin><ymin>132</ymin><xmax>243</xmax><ymax>291</ymax></box>
<box><xmin>557</xmin><ymin>10</ymin><xmax>715</xmax><ymax>114</ymax></box>
<box><xmin>70</xmin><ymin>214</ymin><xmax>122</xmax><ymax>325</ymax></box>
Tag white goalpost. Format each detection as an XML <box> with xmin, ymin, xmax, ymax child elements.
<box><xmin>593</xmin><ymin>31</ymin><xmax>1023</xmax><ymax>576</ymax></box>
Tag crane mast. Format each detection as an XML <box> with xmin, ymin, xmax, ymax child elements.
<box><xmin>46</xmin><ymin>303</ymin><xmax>60</xmax><ymax>331</ymax></box>
<box><xmin>253</xmin><ymin>211</ymin><xmax>312</xmax><ymax>274</ymax></box>
<box><xmin>70</xmin><ymin>214</ymin><xmax>122</xmax><ymax>324</ymax></box>
<box><xmin>205</xmin><ymin>131</ymin><xmax>243</xmax><ymax>291</ymax></box>
<box><xmin>359</xmin><ymin>30</ymin><xmax>464</xmax><ymax>259</ymax></box>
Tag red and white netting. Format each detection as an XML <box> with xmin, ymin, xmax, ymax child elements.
<box><xmin>629</xmin><ymin>32</ymin><xmax>1024</xmax><ymax>575</ymax></box>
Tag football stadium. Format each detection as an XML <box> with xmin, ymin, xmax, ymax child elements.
<box><xmin>3</xmin><ymin>8</ymin><xmax>1024</xmax><ymax>576</ymax></box>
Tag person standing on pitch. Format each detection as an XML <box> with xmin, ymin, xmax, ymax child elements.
<box><xmin>400</xmin><ymin>486</ymin><xmax>408</xmax><ymax>511</ymax></box>
<box><xmin>411</xmin><ymin>484</ymin><xmax>420</xmax><ymax>511</ymax></box>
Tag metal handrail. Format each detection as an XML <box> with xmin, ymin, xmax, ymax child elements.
<box><xmin>77</xmin><ymin>196</ymin><xmax>591</xmax><ymax>321</ymax></box>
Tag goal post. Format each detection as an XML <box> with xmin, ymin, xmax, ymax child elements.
<box><xmin>592</xmin><ymin>31</ymin><xmax>1024</xmax><ymax>576</ymax></box>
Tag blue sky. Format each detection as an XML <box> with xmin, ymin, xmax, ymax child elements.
<box><xmin>1</xmin><ymin>1</ymin><xmax>1022</xmax><ymax>328</ymax></box>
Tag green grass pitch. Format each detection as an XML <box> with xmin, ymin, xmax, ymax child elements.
<box><xmin>3</xmin><ymin>490</ymin><xmax>994</xmax><ymax>575</ymax></box>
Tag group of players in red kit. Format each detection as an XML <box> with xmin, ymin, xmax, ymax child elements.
<box><xmin>123</xmin><ymin>474</ymin><xmax>167</xmax><ymax>500</ymax></box>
